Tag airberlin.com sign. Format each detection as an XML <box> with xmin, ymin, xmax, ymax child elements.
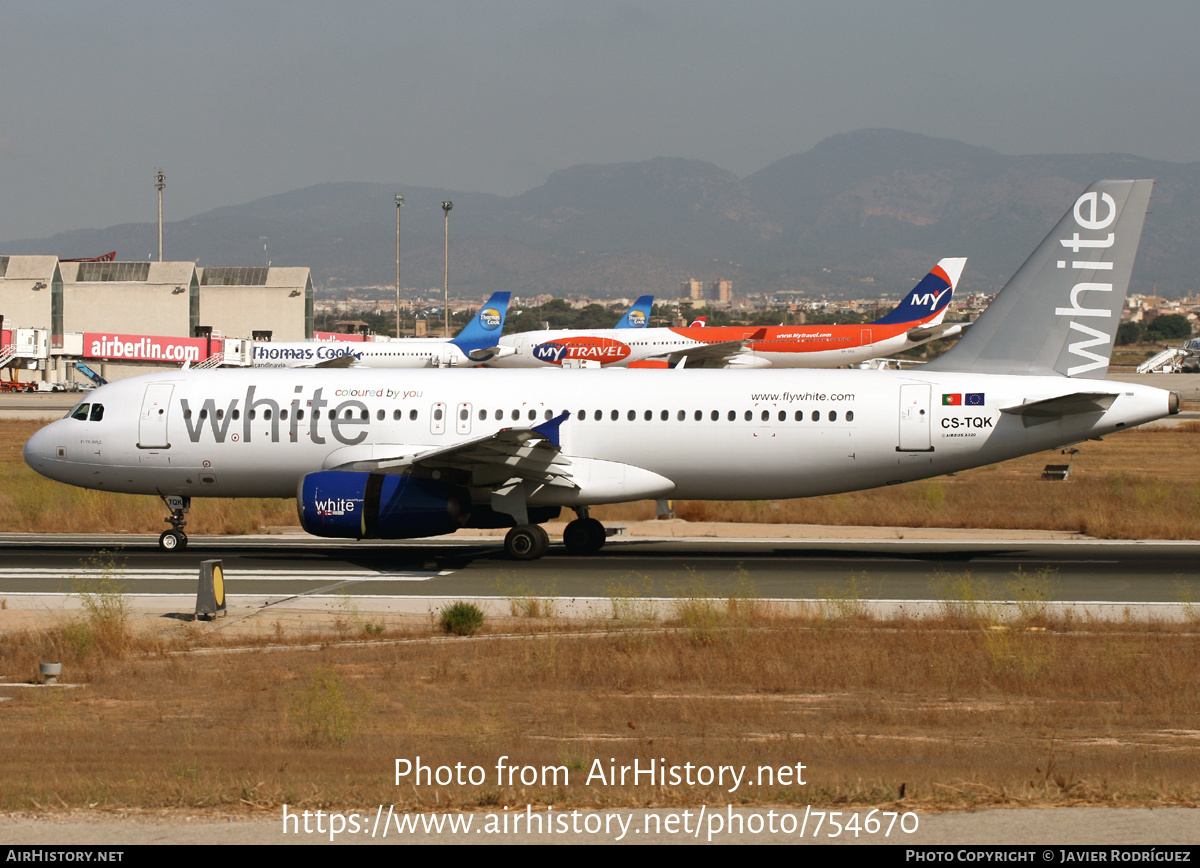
<box><xmin>83</xmin><ymin>333</ymin><xmax>211</xmax><ymax>363</ymax></box>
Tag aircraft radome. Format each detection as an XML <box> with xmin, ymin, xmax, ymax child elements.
<box><xmin>24</xmin><ymin>180</ymin><xmax>1173</xmax><ymax>560</ymax></box>
<box><xmin>490</xmin><ymin>259</ymin><xmax>966</xmax><ymax>369</ymax></box>
<box><xmin>250</xmin><ymin>291</ymin><xmax>512</xmax><ymax>369</ymax></box>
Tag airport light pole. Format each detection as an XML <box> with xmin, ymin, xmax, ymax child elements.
<box><xmin>155</xmin><ymin>168</ymin><xmax>166</xmax><ymax>262</ymax></box>
<box><xmin>441</xmin><ymin>200</ymin><xmax>453</xmax><ymax>337</ymax></box>
<box><xmin>395</xmin><ymin>193</ymin><xmax>404</xmax><ymax>338</ymax></box>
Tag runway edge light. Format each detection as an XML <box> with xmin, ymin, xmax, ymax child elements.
<box><xmin>196</xmin><ymin>560</ymin><xmax>226</xmax><ymax>620</ymax></box>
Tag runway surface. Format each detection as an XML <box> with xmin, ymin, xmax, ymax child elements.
<box><xmin>1</xmin><ymin>532</ymin><xmax>1196</xmax><ymax>613</ymax></box>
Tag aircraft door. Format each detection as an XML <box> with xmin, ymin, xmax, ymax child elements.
<box><xmin>430</xmin><ymin>402</ymin><xmax>447</xmax><ymax>435</ymax></box>
<box><xmin>897</xmin><ymin>384</ymin><xmax>933</xmax><ymax>452</ymax></box>
<box><xmin>137</xmin><ymin>383</ymin><xmax>174</xmax><ymax>449</ymax></box>
<box><xmin>456</xmin><ymin>402</ymin><xmax>472</xmax><ymax>435</ymax></box>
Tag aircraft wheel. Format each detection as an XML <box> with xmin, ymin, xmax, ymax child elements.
<box><xmin>159</xmin><ymin>530</ymin><xmax>188</xmax><ymax>552</ymax></box>
<box><xmin>563</xmin><ymin>517</ymin><xmax>606</xmax><ymax>555</ymax></box>
<box><xmin>505</xmin><ymin>524</ymin><xmax>549</xmax><ymax>561</ymax></box>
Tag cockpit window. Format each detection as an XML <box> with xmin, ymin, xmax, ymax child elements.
<box><xmin>89</xmin><ymin>404</ymin><xmax>104</xmax><ymax>422</ymax></box>
<box><xmin>70</xmin><ymin>403</ymin><xmax>90</xmax><ymax>421</ymax></box>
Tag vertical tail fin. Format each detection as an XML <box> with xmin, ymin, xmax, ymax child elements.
<box><xmin>925</xmin><ymin>180</ymin><xmax>1153</xmax><ymax>378</ymax></box>
<box><xmin>871</xmin><ymin>258</ymin><xmax>965</xmax><ymax>326</ymax></box>
<box><xmin>615</xmin><ymin>295</ymin><xmax>654</xmax><ymax>329</ymax></box>
<box><xmin>451</xmin><ymin>291</ymin><xmax>510</xmax><ymax>353</ymax></box>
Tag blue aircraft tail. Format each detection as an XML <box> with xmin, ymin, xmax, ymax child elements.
<box><xmin>614</xmin><ymin>295</ymin><xmax>653</xmax><ymax>329</ymax></box>
<box><xmin>871</xmin><ymin>258</ymin><xmax>965</xmax><ymax>326</ymax></box>
<box><xmin>451</xmin><ymin>291</ymin><xmax>511</xmax><ymax>353</ymax></box>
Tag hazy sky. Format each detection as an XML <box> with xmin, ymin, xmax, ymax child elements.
<box><xmin>3</xmin><ymin>0</ymin><xmax>1199</xmax><ymax>241</ymax></box>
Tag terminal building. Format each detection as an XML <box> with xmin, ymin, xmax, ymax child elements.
<box><xmin>0</xmin><ymin>256</ymin><xmax>312</xmax><ymax>385</ymax></box>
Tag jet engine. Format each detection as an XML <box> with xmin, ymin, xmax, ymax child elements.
<box><xmin>298</xmin><ymin>471</ymin><xmax>470</xmax><ymax>540</ymax></box>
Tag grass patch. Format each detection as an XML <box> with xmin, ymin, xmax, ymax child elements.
<box><xmin>439</xmin><ymin>601</ymin><xmax>485</xmax><ymax>636</ymax></box>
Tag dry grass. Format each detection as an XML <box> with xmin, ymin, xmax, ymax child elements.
<box><xmin>4</xmin><ymin>420</ymin><xmax>1200</xmax><ymax>538</ymax></box>
<box><xmin>1</xmin><ymin>594</ymin><xmax>1198</xmax><ymax>812</ymax></box>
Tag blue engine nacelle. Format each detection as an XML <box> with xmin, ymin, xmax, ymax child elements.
<box><xmin>298</xmin><ymin>471</ymin><xmax>470</xmax><ymax>540</ymax></box>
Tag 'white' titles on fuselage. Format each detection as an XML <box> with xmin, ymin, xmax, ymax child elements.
<box><xmin>1054</xmin><ymin>190</ymin><xmax>1118</xmax><ymax>376</ymax></box>
<box><xmin>181</xmin><ymin>386</ymin><xmax>371</xmax><ymax>446</ymax></box>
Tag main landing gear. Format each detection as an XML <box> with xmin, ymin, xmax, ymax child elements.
<box><xmin>500</xmin><ymin>510</ymin><xmax>608</xmax><ymax>560</ymax></box>
<box><xmin>158</xmin><ymin>494</ymin><xmax>190</xmax><ymax>552</ymax></box>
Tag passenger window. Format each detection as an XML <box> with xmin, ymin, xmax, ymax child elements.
<box><xmin>478</xmin><ymin>409</ymin><xmax>486</xmax><ymax>421</ymax></box>
<box><xmin>795</xmin><ymin>411</ymin><xmax>803</xmax><ymax>422</ymax></box>
<box><xmin>200</xmin><ymin>409</ymin><xmax>209</xmax><ymax>420</ymax></box>
<box><xmin>744</xmin><ymin>410</ymin><xmax>752</xmax><ymax>422</ymax></box>
<box><xmin>409</xmin><ymin>409</ymin><xmax>418</xmax><ymax>421</ymax></box>
<box><xmin>528</xmin><ymin>409</ymin><xmax>536</xmax><ymax>421</ymax></box>
<box><xmin>577</xmin><ymin>409</ymin><xmax>586</xmax><ymax>421</ymax></box>
<box><xmin>811</xmin><ymin>410</ymin><xmax>820</xmax><ymax>422</ymax></box>
<box><xmin>264</xmin><ymin>409</ymin><xmax>272</xmax><ymax>420</ymax></box>
<box><xmin>511</xmin><ymin>409</ymin><xmax>520</xmax><ymax>421</ymax></box>
<box><xmin>377</xmin><ymin>410</ymin><xmax>385</xmax><ymax>421</ymax></box>
<box><xmin>460</xmin><ymin>408</ymin><xmax>469</xmax><ymax>421</ymax></box>
<box><xmin>234</xmin><ymin>409</ymin><xmax>242</xmax><ymax>420</ymax></box>
<box><xmin>394</xmin><ymin>410</ymin><xmax>403</xmax><ymax>421</ymax></box>
<box><xmin>710</xmin><ymin>410</ymin><xmax>719</xmax><ymax>421</ymax></box>
<box><xmin>847</xmin><ymin>410</ymin><xmax>855</xmax><ymax>422</ymax></box>
<box><xmin>677</xmin><ymin>410</ymin><xmax>685</xmax><ymax>421</ymax></box>
<box><xmin>627</xmin><ymin>410</ymin><xmax>636</xmax><ymax>421</ymax></box>
<box><xmin>727</xmin><ymin>410</ymin><xmax>736</xmax><ymax>421</ymax></box>
<box><xmin>778</xmin><ymin>411</ymin><xmax>785</xmax><ymax>422</ymax></box>
<box><xmin>279</xmin><ymin>409</ymin><xmax>286</xmax><ymax>420</ymax></box>
<box><xmin>829</xmin><ymin>410</ymin><xmax>838</xmax><ymax>422</ymax></box>
<box><xmin>694</xmin><ymin>410</ymin><xmax>702</xmax><ymax>421</ymax></box>
<box><xmin>89</xmin><ymin>404</ymin><xmax>104</xmax><ymax>422</ymax></box>
<box><xmin>660</xmin><ymin>410</ymin><xmax>668</xmax><ymax>421</ymax></box>
<box><xmin>762</xmin><ymin>411</ymin><xmax>769</xmax><ymax>422</ymax></box>
<box><xmin>610</xmin><ymin>409</ymin><xmax>619</xmax><ymax>421</ymax></box>
<box><xmin>434</xmin><ymin>408</ymin><xmax>443</xmax><ymax>421</ymax></box>
<box><xmin>495</xmin><ymin>409</ymin><xmax>502</xmax><ymax>420</ymax></box>
<box><xmin>594</xmin><ymin>410</ymin><xmax>602</xmax><ymax>421</ymax></box>
<box><xmin>644</xmin><ymin>410</ymin><xmax>653</xmax><ymax>421</ymax></box>
<box><xmin>361</xmin><ymin>409</ymin><xmax>368</xmax><ymax>420</ymax></box>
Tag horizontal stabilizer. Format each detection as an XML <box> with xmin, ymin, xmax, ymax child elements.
<box><xmin>1000</xmin><ymin>392</ymin><xmax>1118</xmax><ymax>427</ymax></box>
<box><xmin>311</xmin><ymin>353</ymin><xmax>358</xmax><ymax>369</ymax></box>
<box><xmin>907</xmin><ymin>321</ymin><xmax>970</xmax><ymax>343</ymax></box>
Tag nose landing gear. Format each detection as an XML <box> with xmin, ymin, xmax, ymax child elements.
<box><xmin>159</xmin><ymin>494</ymin><xmax>190</xmax><ymax>551</ymax></box>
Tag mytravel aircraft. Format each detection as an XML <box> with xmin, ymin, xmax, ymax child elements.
<box><xmin>490</xmin><ymin>260</ymin><xmax>966</xmax><ymax>369</ymax></box>
<box><xmin>25</xmin><ymin>181</ymin><xmax>1170</xmax><ymax>561</ymax></box>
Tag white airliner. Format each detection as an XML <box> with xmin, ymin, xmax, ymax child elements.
<box><xmin>250</xmin><ymin>291</ymin><xmax>512</xmax><ymax>369</ymax></box>
<box><xmin>489</xmin><ymin>260</ymin><xmax>966</xmax><ymax>369</ymax></box>
<box><xmin>25</xmin><ymin>181</ymin><xmax>1172</xmax><ymax>561</ymax></box>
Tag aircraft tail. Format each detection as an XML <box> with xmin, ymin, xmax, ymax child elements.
<box><xmin>615</xmin><ymin>295</ymin><xmax>654</xmax><ymax>329</ymax></box>
<box><xmin>871</xmin><ymin>258</ymin><xmax>965</xmax><ymax>326</ymax></box>
<box><xmin>451</xmin><ymin>291</ymin><xmax>510</xmax><ymax>354</ymax></box>
<box><xmin>924</xmin><ymin>180</ymin><xmax>1153</xmax><ymax>379</ymax></box>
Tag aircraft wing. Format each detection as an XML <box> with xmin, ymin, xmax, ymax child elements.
<box><xmin>1000</xmin><ymin>392</ymin><xmax>1119</xmax><ymax>427</ymax></box>
<box><xmin>645</xmin><ymin>329</ymin><xmax>767</xmax><ymax>368</ymax></box>
<box><xmin>327</xmin><ymin>412</ymin><xmax>578</xmax><ymax>490</ymax></box>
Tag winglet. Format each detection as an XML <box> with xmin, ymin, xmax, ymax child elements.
<box><xmin>532</xmin><ymin>410</ymin><xmax>570</xmax><ymax>447</ymax></box>
<box><xmin>615</xmin><ymin>295</ymin><xmax>654</xmax><ymax>329</ymax></box>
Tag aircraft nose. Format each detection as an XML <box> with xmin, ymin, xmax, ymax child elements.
<box><xmin>23</xmin><ymin>423</ymin><xmax>59</xmax><ymax>477</ymax></box>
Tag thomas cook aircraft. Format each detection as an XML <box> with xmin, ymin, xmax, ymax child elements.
<box><xmin>489</xmin><ymin>260</ymin><xmax>966</xmax><ymax>369</ymax></box>
<box><xmin>25</xmin><ymin>181</ymin><xmax>1173</xmax><ymax>560</ymax></box>
<box><xmin>250</xmin><ymin>291</ymin><xmax>512</xmax><ymax>369</ymax></box>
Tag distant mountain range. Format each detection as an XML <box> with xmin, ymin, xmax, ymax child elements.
<box><xmin>6</xmin><ymin>129</ymin><xmax>1198</xmax><ymax>301</ymax></box>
